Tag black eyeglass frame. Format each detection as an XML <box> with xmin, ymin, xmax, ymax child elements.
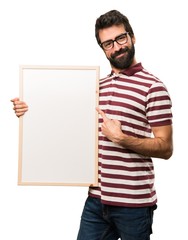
<box><xmin>100</xmin><ymin>32</ymin><xmax>129</xmax><ymax>50</ymax></box>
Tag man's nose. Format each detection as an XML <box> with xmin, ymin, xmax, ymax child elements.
<box><xmin>113</xmin><ymin>41</ymin><xmax>122</xmax><ymax>51</ymax></box>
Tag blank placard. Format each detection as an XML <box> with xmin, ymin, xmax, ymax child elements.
<box><xmin>18</xmin><ymin>65</ymin><xmax>99</xmax><ymax>186</ymax></box>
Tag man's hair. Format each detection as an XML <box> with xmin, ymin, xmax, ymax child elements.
<box><xmin>95</xmin><ymin>10</ymin><xmax>134</xmax><ymax>45</ymax></box>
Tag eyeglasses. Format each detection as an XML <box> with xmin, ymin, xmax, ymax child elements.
<box><xmin>100</xmin><ymin>32</ymin><xmax>129</xmax><ymax>50</ymax></box>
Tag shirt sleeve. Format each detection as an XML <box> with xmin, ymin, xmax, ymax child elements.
<box><xmin>146</xmin><ymin>81</ymin><xmax>173</xmax><ymax>127</ymax></box>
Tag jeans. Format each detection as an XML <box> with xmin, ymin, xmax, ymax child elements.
<box><xmin>76</xmin><ymin>196</ymin><xmax>157</xmax><ymax>240</ymax></box>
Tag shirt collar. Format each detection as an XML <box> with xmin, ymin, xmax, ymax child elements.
<box><xmin>109</xmin><ymin>62</ymin><xmax>143</xmax><ymax>77</ymax></box>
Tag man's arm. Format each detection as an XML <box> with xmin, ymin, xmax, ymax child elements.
<box><xmin>11</xmin><ymin>98</ymin><xmax>28</xmax><ymax>117</ymax></box>
<box><xmin>97</xmin><ymin>108</ymin><xmax>173</xmax><ymax>160</ymax></box>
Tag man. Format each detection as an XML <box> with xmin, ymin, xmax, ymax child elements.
<box><xmin>12</xmin><ymin>10</ymin><xmax>173</xmax><ymax>240</ymax></box>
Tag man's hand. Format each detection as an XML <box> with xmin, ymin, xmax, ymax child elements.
<box><xmin>11</xmin><ymin>98</ymin><xmax>28</xmax><ymax>117</ymax></box>
<box><xmin>96</xmin><ymin>107</ymin><xmax>124</xmax><ymax>143</ymax></box>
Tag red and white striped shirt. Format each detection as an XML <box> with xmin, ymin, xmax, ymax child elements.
<box><xmin>89</xmin><ymin>62</ymin><xmax>172</xmax><ymax>207</ymax></box>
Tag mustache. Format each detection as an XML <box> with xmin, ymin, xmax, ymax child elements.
<box><xmin>111</xmin><ymin>47</ymin><xmax>129</xmax><ymax>59</ymax></box>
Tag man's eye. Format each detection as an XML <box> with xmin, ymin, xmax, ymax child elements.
<box><xmin>104</xmin><ymin>41</ymin><xmax>112</xmax><ymax>48</ymax></box>
<box><xmin>117</xmin><ymin>35</ymin><xmax>126</xmax><ymax>41</ymax></box>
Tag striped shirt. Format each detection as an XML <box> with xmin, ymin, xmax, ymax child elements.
<box><xmin>89</xmin><ymin>62</ymin><xmax>173</xmax><ymax>207</ymax></box>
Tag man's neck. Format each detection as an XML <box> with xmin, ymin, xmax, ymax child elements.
<box><xmin>111</xmin><ymin>59</ymin><xmax>137</xmax><ymax>74</ymax></box>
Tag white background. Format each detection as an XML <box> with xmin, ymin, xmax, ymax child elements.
<box><xmin>0</xmin><ymin>0</ymin><xmax>187</xmax><ymax>239</ymax></box>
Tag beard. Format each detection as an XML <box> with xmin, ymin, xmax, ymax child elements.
<box><xmin>108</xmin><ymin>43</ymin><xmax>135</xmax><ymax>70</ymax></box>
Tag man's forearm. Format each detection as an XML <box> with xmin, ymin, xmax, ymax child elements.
<box><xmin>114</xmin><ymin>133</ymin><xmax>173</xmax><ymax>159</ymax></box>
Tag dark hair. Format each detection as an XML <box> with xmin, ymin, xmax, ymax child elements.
<box><xmin>95</xmin><ymin>10</ymin><xmax>134</xmax><ymax>45</ymax></box>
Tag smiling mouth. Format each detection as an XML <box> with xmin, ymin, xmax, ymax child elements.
<box><xmin>116</xmin><ymin>52</ymin><xmax>126</xmax><ymax>59</ymax></box>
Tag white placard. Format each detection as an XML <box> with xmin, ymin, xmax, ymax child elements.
<box><xmin>18</xmin><ymin>65</ymin><xmax>99</xmax><ymax>186</ymax></box>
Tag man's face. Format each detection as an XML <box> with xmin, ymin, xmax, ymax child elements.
<box><xmin>99</xmin><ymin>24</ymin><xmax>136</xmax><ymax>70</ymax></box>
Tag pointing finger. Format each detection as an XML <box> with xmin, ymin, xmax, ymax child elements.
<box><xmin>96</xmin><ymin>107</ymin><xmax>108</xmax><ymax>121</ymax></box>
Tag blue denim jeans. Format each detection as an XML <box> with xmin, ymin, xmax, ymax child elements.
<box><xmin>77</xmin><ymin>196</ymin><xmax>157</xmax><ymax>240</ymax></box>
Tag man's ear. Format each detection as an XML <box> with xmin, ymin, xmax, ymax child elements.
<box><xmin>132</xmin><ymin>36</ymin><xmax>136</xmax><ymax>44</ymax></box>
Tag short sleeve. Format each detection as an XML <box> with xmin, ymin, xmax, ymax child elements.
<box><xmin>146</xmin><ymin>82</ymin><xmax>173</xmax><ymax>127</ymax></box>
